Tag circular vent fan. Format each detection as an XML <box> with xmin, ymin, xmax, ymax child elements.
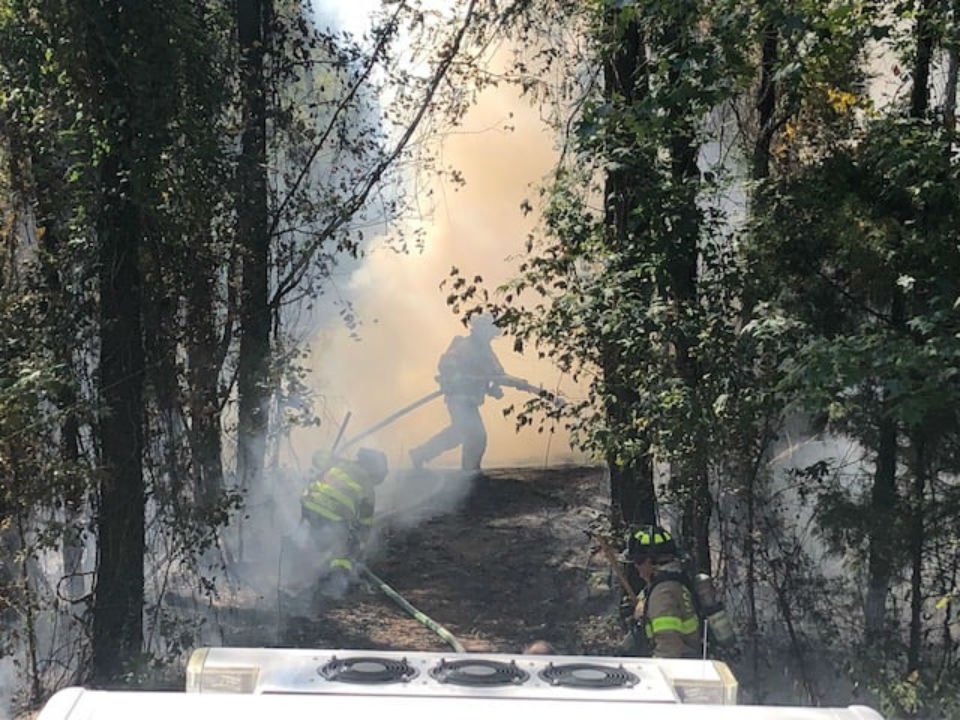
<box><xmin>538</xmin><ymin>663</ymin><xmax>639</xmax><ymax>689</ymax></box>
<box><xmin>319</xmin><ymin>656</ymin><xmax>418</xmax><ymax>684</ymax></box>
<box><xmin>430</xmin><ymin>658</ymin><xmax>529</xmax><ymax>686</ymax></box>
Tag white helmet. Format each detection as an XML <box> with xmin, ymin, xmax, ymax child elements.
<box><xmin>469</xmin><ymin>313</ymin><xmax>501</xmax><ymax>340</ymax></box>
<box><xmin>356</xmin><ymin>447</ymin><xmax>388</xmax><ymax>484</ymax></box>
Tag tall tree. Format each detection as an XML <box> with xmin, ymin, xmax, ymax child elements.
<box><xmin>599</xmin><ymin>6</ymin><xmax>657</xmax><ymax>528</ymax></box>
<box><xmin>82</xmin><ymin>0</ymin><xmax>154</xmax><ymax>680</ymax></box>
<box><xmin>451</xmin><ymin>0</ymin><xmax>752</xmax><ymax>568</ymax></box>
<box><xmin>235</xmin><ymin>0</ymin><xmax>272</xmax><ymax>517</ymax></box>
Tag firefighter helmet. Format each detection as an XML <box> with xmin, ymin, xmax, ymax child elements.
<box><xmin>624</xmin><ymin>524</ymin><xmax>677</xmax><ymax>562</ymax></box>
<box><xmin>469</xmin><ymin>313</ymin><xmax>501</xmax><ymax>340</ymax></box>
<box><xmin>356</xmin><ymin>447</ymin><xmax>389</xmax><ymax>485</ymax></box>
<box><xmin>311</xmin><ymin>449</ymin><xmax>332</xmax><ymax>472</ymax></box>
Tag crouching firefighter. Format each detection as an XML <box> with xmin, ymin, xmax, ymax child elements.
<box><xmin>300</xmin><ymin>447</ymin><xmax>388</xmax><ymax>590</ymax></box>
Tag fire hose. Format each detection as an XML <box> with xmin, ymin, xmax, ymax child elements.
<box><xmin>496</xmin><ymin>375</ymin><xmax>567</xmax><ymax>408</ymax></box>
<box><xmin>339</xmin><ymin>377</ymin><xmax>564</xmax><ymax>453</ymax></box>
<box><xmin>340</xmin><ymin>390</ymin><xmax>444</xmax><ymax>452</ymax></box>
<box><xmin>358</xmin><ymin>564</ymin><xmax>466</xmax><ymax>653</ymax></box>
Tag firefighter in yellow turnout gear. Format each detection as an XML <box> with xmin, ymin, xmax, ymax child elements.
<box><xmin>622</xmin><ymin>525</ymin><xmax>702</xmax><ymax>659</ymax></box>
<box><xmin>300</xmin><ymin>447</ymin><xmax>388</xmax><ymax>588</ymax></box>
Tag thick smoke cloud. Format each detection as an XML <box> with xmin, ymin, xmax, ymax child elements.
<box><xmin>240</xmin><ymin>19</ymin><xmax>586</xmax><ymax>608</ymax></box>
<box><xmin>286</xmin><ymin>57</ymin><xmax>585</xmax><ymax>479</ymax></box>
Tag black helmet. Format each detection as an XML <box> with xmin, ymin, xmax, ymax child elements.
<box><xmin>356</xmin><ymin>447</ymin><xmax>388</xmax><ymax>484</ymax></box>
<box><xmin>623</xmin><ymin>525</ymin><xmax>677</xmax><ymax>562</ymax></box>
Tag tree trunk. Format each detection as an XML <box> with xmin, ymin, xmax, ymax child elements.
<box><xmin>911</xmin><ymin>0</ymin><xmax>936</xmax><ymax>119</ymax></box>
<box><xmin>187</xmin><ymin>240</ymin><xmax>225</xmax><ymax>513</ymax></box>
<box><xmin>746</xmin><ymin>3</ymin><xmax>778</xmax><ymax>676</ymax></box>
<box><xmin>600</xmin><ymin>12</ymin><xmax>657</xmax><ymax>529</ymax></box>
<box><xmin>665</xmin><ymin>14</ymin><xmax>709</xmax><ymax>573</ymax></box>
<box><xmin>865</xmin><ymin>411</ymin><xmax>898</xmax><ymax>642</ymax></box>
<box><xmin>753</xmin><ymin>2</ymin><xmax>778</xmax><ymax>181</ymax></box>
<box><xmin>236</xmin><ymin>0</ymin><xmax>271</xmax><ymax>539</ymax></box>
<box><xmin>61</xmin><ymin>412</ymin><xmax>85</xmax><ymax>602</ymax></box>
<box><xmin>865</xmin><ymin>0</ymin><xmax>937</xmax><ymax>647</ymax></box>
<box><xmin>744</xmin><ymin>427</ymin><xmax>774</xmax><ymax>686</ymax></box>
<box><xmin>141</xmin><ymin>249</ymin><xmax>186</xmax><ymax>498</ymax></box>
<box><xmin>865</xmin><ymin>2</ymin><xmax>934</xmax><ymax>645</ymax></box>
<box><xmin>904</xmin><ymin>1</ymin><xmax>935</xmax><ymax>672</ymax></box>
<box><xmin>33</xmin><ymin>160</ymin><xmax>86</xmax><ymax>603</ymax></box>
<box><xmin>945</xmin><ymin>28</ymin><xmax>958</xmax><ymax>133</ymax></box>
<box><xmin>907</xmin><ymin>434</ymin><xmax>927</xmax><ymax>672</ymax></box>
<box><xmin>92</xmin><ymin>148</ymin><xmax>146</xmax><ymax>682</ymax></box>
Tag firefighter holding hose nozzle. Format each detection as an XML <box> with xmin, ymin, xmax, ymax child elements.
<box><xmin>409</xmin><ymin>313</ymin><xmax>564</xmax><ymax>473</ymax></box>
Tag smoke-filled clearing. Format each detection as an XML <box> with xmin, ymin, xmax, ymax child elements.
<box><xmin>229</xmin><ymin>45</ymin><xmax>590</xmax><ymax>613</ymax></box>
<box><xmin>286</xmin><ymin>60</ymin><xmax>586</xmax><ymax>485</ymax></box>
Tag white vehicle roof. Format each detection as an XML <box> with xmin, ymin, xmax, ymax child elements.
<box><xmin>39</xmin><ymin>687</ymin><xmax>886</xmax><ymax>720</ymax></box>
<box><xmin>185</xmin><ymin>646</ymin><xmax>737</xmax><ymax>704</ymax></box>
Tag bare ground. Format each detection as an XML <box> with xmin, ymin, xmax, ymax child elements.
<box><xmin>226</xmin><ymin>465</ymin><xmax>624</xmax><ymax>656</ymax></box>
<box><xmin>154</xmin><ymin>464</ymin><xmax>856</xmax><ymax>708</ymax></box>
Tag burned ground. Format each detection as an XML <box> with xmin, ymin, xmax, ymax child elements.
<box><xmin>231</xmin><ymin>465</ymin><xmax>624</xmax><ymax>656</ymax></box>
<box><xmin>196</xmin><ymin>464</ymin><xmax>851</xmax><ymax>709</ymax></box>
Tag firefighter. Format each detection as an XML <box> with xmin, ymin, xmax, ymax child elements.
<box><xmin>408</xmin><ymin>314</ymin><xmax>508</xmax><ymax>473</ymax></box>
<box><xmin>622</xmin><ymin>524</ymin><xmax>702</xmax><ymax>659</ymax></box>
<box><xmin>300</xmin><ymin>447</ymin><xmax>388</xmax><ymax>589</ymax></box>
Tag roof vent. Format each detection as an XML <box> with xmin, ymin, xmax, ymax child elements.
<box><xmin>430</xmin><ymin>658</ymin><xmax>528</xmax><ymax>686</ymax></box>
<box><xmin>319</xmin><ymin>656</ymin><xmax>417</xmax><ymax>684</ymax></box>
<box><xmin>539</xmin><ymin>663</ymin><xmax>639</xmax><ymax>689</ymax></box>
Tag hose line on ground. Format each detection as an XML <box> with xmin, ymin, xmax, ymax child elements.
<box><xmin>358</xmin><ymin>564</ymin><xmax>466</xmax><ymax>653</ymax></box>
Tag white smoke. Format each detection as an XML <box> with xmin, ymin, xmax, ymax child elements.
<box><xmin>223</xmin><ymin>1</ymin><xmax>589</xmax><ymax>632</ymax></box>
<box><xmin>0</xmin><ymin>656</ymin><xmax>15</xmax><ymax>720</ymax></box>
<box><xmin>283</xmin><ymin>74</ymin><xmax>585</xmax><ymax>474</ymax></box>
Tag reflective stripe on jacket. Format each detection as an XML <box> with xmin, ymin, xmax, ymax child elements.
<box><xmin>301</xmin><ymin>462</ymin><xmax>375</xmax><ymax>528</ymax></box>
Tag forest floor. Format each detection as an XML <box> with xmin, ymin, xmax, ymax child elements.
<box><xmin>221</xmin><ymin>464</ymin><xmax>625</xmax><ymax>656</ymax></box>
<box><xmin>15</xmin><ymin>462</ymin><xmax>856</xmax><ymax>717</ymax></box>
<box><xmin>200</xmin><ymin>464</ymin><xmax>854</xmax><ymax>710</ymax></box>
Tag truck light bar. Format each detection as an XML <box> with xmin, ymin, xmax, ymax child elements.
<box><xmin>185</xmin><ymin>647</ymin><xmax>738</xmax><ymax>704</ymax></box>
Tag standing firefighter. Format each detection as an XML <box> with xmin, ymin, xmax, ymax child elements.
<box><xmin>409</xmin><ymin>314</ymin><xmax>508</xmax><ymax>473</ymax></box>
<box><xmin>622</xmin><ymin>525</ymin><xmax>702</xmax><ymax>659</ymax></box>
<box><xmin>300</xmin><ymin>447</ymin><xmax>388</xmax><ymax>590</ymax></box>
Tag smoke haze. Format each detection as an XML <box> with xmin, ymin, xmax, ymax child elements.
<box><xmin>235</xmin><ymin>43</ymin><xmax>588</xmax><ymax>604</ymax></box>
<box><xmin>286</xmin><ymin>66</ymin><xmax>586</xmax><ymax>480</ymax></box>
<box><xmin>0</xmin><ymin>657</ymin><xmax>13</xmax><ymax>720</ymax></box>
